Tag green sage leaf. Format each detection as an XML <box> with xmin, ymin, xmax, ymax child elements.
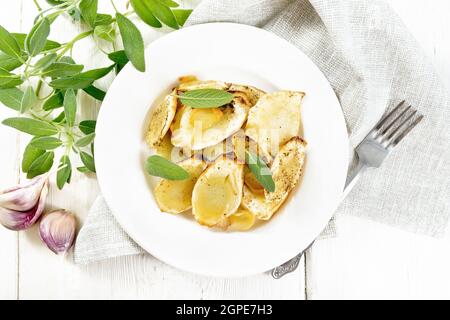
<box><xmin>57</xmin><ymin>155</ymin><xmax>72</xmax><ymax>189</ymax></box>
<box><xmin>172</xmin><ymin>9</ymin><xmax>192</xmax><ymax>26</ymax></box>
<box><xmin>0</xmin><ymin>87</ymin><xmax>23</xmax><ymax>110</ymax></box>
<box><xmin>25</xmin><ymin>18</ymin><xmax>50</xmax><ymax>56</ymax></box>
<box><xmin>80</xmin><ymin>151</ymin><xmax>96</xmax><ymax>173</ymax></box>
<box><xmin>77</xmin><ymin>166</ymin><xmax>89</xmax><ymax>173</ymax></box>
<box><xmin>95</xmin><ymin>13</ymin><xmax>113</xmax><ymax>26</ymax></box>
<box><xmin>12</xmin><ymin>33</ymin><xmax>60</xmax><ymax>51</ymax></box>
<box><xmin>45</xmin><ymin>10</ymin><xmax>62</xmax><ymax>24</ymax></box>
<box><xmin>146</xmin><ymin>0</ymin><xmax>179</xmax><ymax>29</ymax></box>
<box><xmin>158</xmin><ymin>0</ymin><xmax>179</xmax><ymax>7</ymax></box>
<box><xmin>2</xmin><ymin>117</ymin><xmax>58</xmax><ymax>136</ymax></box>
<box><xmin>108</xmin><ymin>50</ymin><xmax>128</xmax><ymax>65</ymax></box>
<box><xmin>33</xmin><ymin>53</ymin><xmax>57</xmax><ymax>70</ymax></box>
<box><xmin>75</xmin><ymin>132</ymin><xmax>95</xmax><ymax>147</ymax></box>
<box><xmin>83</xmin><ymin>85</ymin><xmax>105</xmax><ymax>101</ymax></box>
<box><xmin>94</xmin><ymin>24</ymin><xmax>116</xmax><ymax>42</ymax></box>
<box><xmin>0</xmin><ymin>52</ymin><xmax>22</xmax><ymax>71</ymax></box>
<box><xmin>0</xmin><ymin>79</ymin><xmax>23</xmax><ymax>88</ymax></box>
<box><xmin>20</xmin><ymin>86</ymin><xmax>36</xmax><ymax>113</ymax></box>
<box><xmin>79</xmin><ymin>0</ymin><xmax>98</xmax><ymax>27</ymax></box>
<box><xmin>41</xmin><ymin>62</ymin><xmax>84</xmax><ymax>78</ymax></box>
<box><xmin>145</xmin><ymin>155</ymin><xmax>189</xmax><ymax>180</ymax></box>
<box><xmin>63</xmin><ymin>89</ymin><xmax>77</xmax><ymax>127</ymax></box>
<box><xmin>27</xmin><ymin>151</ymin><xmax>54</xmax><ymax>179</ymax></box>
<box><xmin>130</xmin><ymin>0</ymin><xmax>162</xmax><ymax>28</ymax></box>
<box><xmin>45</xmin><ymin>0</ymin><xmax>67</xmax><ymax>6</ymax></box>
<box><xmin>108</xmin><ymin>50</ymin><xmax>128</xmax><ymax>73</ymax></box>
<box><xmin>0</xmin><ymin>69</ymin><xmax>23</xmax><ymax>88</ymax></box>
<box><xmin>245</xmin><ymin>151</ymin><xmax>275</xmax><ymax>192</ymax></box>
<box><xmin>52</xmin><ymin>110</ymin><xmax>65</xmax><ymax>123</ymax></box>
<box><xmin>49</xmin><ymin>64</ymin><xmax>114</xmax><ymax>89</ymax></box>
<box><xmin>0</xmin><ymin>25</ymin><xmax>21</xmax><ymax>59</ymax></box>
<box><xmin>179</xmin><ymin>89</ymin><xmax>234</xmax><ymax>108</ymax></box>
<box><xmin>78</xmin><ymin>65</ymin><xmax>115</xmax><ymax>79</ymax></box>
<box><xmin>58</xmin><ymin>56</ymin><xmax>76</xmax><ymax>64</ymax></box>
<box><xmin>79</xmin><ymin>120</ymin><xmax>96</xmax><ymax>134</ymax></box>
<box><xmin>116</xmin><ymin>13</ymin><xmax>145</xmax><ymax>72</ymax></box>
<box><xmin>43</xmin><ymin>91</ymin><xmax>64</xmax><ymax>110</ymax></box>
<box><xmin>51</xmin><ymin>77</ymin><xmax>89</xmax><ymax>89</ymax></box>
<box><xmin>22</xmin><ymin>141</ymin><xmax>45</xmax><ymax>173</ymax></box>
<box><xmin>30</xmin><ymin>136</ymin><xmax>63</xmax><ymax>150</ymax></box>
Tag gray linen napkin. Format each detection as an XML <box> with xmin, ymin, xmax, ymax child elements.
<box><xmin>74</xmin><ymin>0</ymin><xmax>450</xmax><ymax>265</ymax></box>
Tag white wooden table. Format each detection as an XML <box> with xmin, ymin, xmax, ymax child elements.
<box><xmin>1</xmin><ymin>0</ymin><xmax>449</xmax><ymax>300</ymax></box>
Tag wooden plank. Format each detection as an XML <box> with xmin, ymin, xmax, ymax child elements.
<box><xmin>307</xmin><ymin>216</ymin><xmax>450</xmax><ymax>299</ymax></box>
<box><xmin>0</xmin><ymin>102</ymin><xmax>20</xmax><ymax>301</ymax></box>
<box><xmin>307</xmin><ymin>0</ymin><xmax>450</xmax><ymax>299</ymax></box>
<box><xmin>0</xmin><ymin>0</ymin><xmax>24</xmax><ymax>301</ymax></box>
<box><xmin>17</xmin><ymin>0</ymin><xmax>306</xmax><ymax>299</ymax></box>
<box><xmin>22</xmin><ymin>255</ymin><xmax>305</xmax><ymax>300</ymax></box>
<box><xmin>18</xmin><ymin>0</ymin><xmax>109</xmax><ymax>300</ymax></box>
<box><xmin>389</xmin><ymin>0</ymin><xmax>450</xmax><ymax>88</ymax></box>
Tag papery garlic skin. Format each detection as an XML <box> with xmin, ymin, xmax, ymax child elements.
<box><xmin>0</xmin><ymin>175</ymin><xmax>48</xmax><ymax>211</ymax></box>
<box><xmin>0</xmin><ymin>175</ymin><xmax>49</xmax><ymax>231</ymax></box>
<box><xmin>39</xmin><ymin>210</ymin><xmax>77</xmax><ymax>255</ymax></box>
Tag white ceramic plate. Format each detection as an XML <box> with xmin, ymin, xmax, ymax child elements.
<box><xmin>96</xmin><ymin>23</ymin><xmax>348</xmax><ymax>277</ymax></box>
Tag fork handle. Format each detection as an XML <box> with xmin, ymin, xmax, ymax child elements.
<box><xmin>271</xmin><ymin>242</ymin><xmax>314</xmax><ymax>279</ymax></box>
<box><xmin>271</xmin><ymin>160</ymin><xmax>367</xmax><ymax>279</ymax></box>
<box><xmin>343</xmin><ymin>160</ymin><xmax>367</xmax><ymax>199</ymax></box>
<box><xmin>271</xmin><ymin>251</ymin><xmax>304</xmax><ymax>279</ymax></box>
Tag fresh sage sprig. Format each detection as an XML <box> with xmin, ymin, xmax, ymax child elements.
<box><xmin>116</xmin><ymin>13</ymin><xmax>145</xmax><ymax>72</ymax></box>
<box><xmin>245</xmin><ymin>151</ymin><xmax>275</xmax><ymax>192</ymax></box>
<box><xmin>178</xmin><ymin>89</ymin><xmax>234</xmax><ymax>108</ymax></box>
<box><xmin>145</xmin><ymin>155</ymin><xmax>189</xmax><ymax>180</ymax></box>
<box><xmin>130</xmin><ymin>0</ymin><xmax>193</xmax><ymax>30</ymax></box>
<box><xmin>0</xmin><ymin>0</ymin><xmax>192</xmax><ymax>189</ymax></box>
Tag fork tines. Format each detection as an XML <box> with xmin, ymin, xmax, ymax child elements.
<box><xmin>373</xmin><ymin>100</ymin><xmax>424</xmax><ymax>148</ymax></box>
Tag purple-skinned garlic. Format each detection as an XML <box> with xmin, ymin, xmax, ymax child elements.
<box><xmin>0</xmin><ymin>175</ymin><xmax>49</xmax><ymax>231</ymax></box>
<box><xmin>39</xmin><ymin>210</ymin><xmax>77</xmax><ymax>255</ymax></box>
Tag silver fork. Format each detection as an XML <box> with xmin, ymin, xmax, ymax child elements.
<box><xmin>272</xmin><ymin>100</ymin><xmax>424</xmax><ymax>279</ymax></box>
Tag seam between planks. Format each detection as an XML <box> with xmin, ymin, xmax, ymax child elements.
<box><xmin>14</xmin><ymin>134</ymin><xmax>21</xmax><ymax>300</ymax></box>
<box><xmin>16</xmin><ymin>0</ymin><xmax>24</xmax><ymax>301</ymax></box>
<box><xmin>16</xmin><ymin>234</ymin><xmax>19</xmax><ymax>300</ymax></box>
<box><xmin>14</xmin><ymin>103</ymin><xmax>21</xmax><ymax>301</ymax></box>
<box><xmin>304</xmin><ymin>249</ymin><xmax>310</xmax><ymax>300</ymax></box>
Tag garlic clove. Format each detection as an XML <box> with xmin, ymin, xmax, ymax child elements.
<box><xmin>0</xmin><ymin>175</ymin><xmax>48</xmax><ymax>211</ymax></box>
<box><xmin>39</xmin><ymin>210</ymin><xmax>77</xmax><ymax>255</ymax></box>
<box><xmin>0</xmin><ymin>179</ymin><xmax>48</xmax><ymax>231</ymax></box>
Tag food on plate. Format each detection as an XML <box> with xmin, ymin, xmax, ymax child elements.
<box><xmin>202</xmin><ymin>139</ymin><xmax>233</xmax><ymax>162</ymax></box>
<box><xmin>228</xmin><ymin>84</ymin><xmax>265</xmax><ymax>106</ymax></box>
<box><xmin>192</xmin><ymin>157</ymin><xmax>244</xmax><ymax>227</ymax></box>
<box><xmin>228</xmin><ymin>207</ymin><xmax>256</xmax><ymax>231</ymax></box>
<box><xmin>178</xmin><ymin>75</ymin><xmax>198</xmax><ymax>84</ymax></box>
<box><xmin>243</xmin><ymin>166</ymin><xmax>265</xmax><ymax>195</ymax></box>
<box><xmin>154</xmin><ymin>157</ymin><xmax>207</xmax><ymax>214</ymax></box>
<box><xmin>245</xmin><ymin>91</ymin><xmax>305</xmax><ymax>156</ymax></box>
<box><xmin>170</xmin><ymin>95</ymin><xmax>250</xmax><ymax>150</ymax></box>
<box><xmin>154</xmin><ymin>132</ymin><xmax>174</xmax><ymax>160</ymax></box>
<box><xmin>242</xmin><ymin>137</ymin><xmax>307</xmax><ymax>220</ymax></box>
<box><xmin>231</xmin><ymin>132</ymin><xmax>272</xmax><ymax>166</ymax></box>
<box><xmin>145</xmin><ymin>89</ymin><xmax>178</xmax><ymax>147</ymax></box>
<box><xmin>144</xmin><ymin>76</ymin><xmax>307</xmax><ymax>231</ymax></box>
<box><xmin>178</xmin><ymin>79</ymin><xmax>230</xmax><ymax>91</ymax></box>
<box><xmin>169</xmin><ymin>104</ymin><xmax>189</xmax><ymax>147</ymax></box>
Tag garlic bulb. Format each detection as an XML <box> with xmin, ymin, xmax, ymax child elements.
<box><xmin>0</xmin><ymin>175</ymin><xmax>49</xmax><ymax>230</ymax></box>
<box><xmin>39</xmin><ymin>210</ymin><xmax>76</xmax><ymax>255</ymax></box>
